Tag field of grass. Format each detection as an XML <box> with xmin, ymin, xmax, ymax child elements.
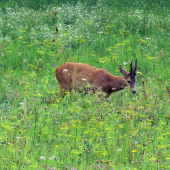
<box><xmin>0</xmin><ymin>0</ymin><xmax>170</xmax><ymax>169</ymax></box>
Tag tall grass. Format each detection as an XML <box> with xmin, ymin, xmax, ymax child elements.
<box><xmin>0</xmin><ymin>0</ymin><xmax>170</xmax><ymax>169</ymax></box>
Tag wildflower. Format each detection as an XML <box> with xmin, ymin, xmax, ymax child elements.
<box><xmin>40</xmin><ymin>156</ymin><xmax>45</xmax><ymax>160</ymax></box>
<box><xmin>132</xmin><ymin>149</ymin><xmax>137</xmax><ymax>153</ymax></box>
<box><xmin>158</xmin><ymin>145</ymin><xmax>163</xmax><ymax>148</ymax></box>
<box><xmin>116</xmin><ymin>148</ymin><xmax>121</xmax><ymax>151</ymax></box>
<box><xmin>18</xmin><ymin>36</ymin><xmax>23</xmax><ymax>40</ymax></box>
<box><xmin>27</xmin><ymin>125</ymin><xmax>31</xmax><ymax>127</ymax></box>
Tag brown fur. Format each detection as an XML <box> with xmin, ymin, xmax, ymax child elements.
<box><xmin>55</xmin><ymin>60</ymin><xmax>137</xmax><ymax>97</ymax></box>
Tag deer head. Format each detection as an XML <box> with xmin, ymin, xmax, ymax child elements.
<box><xmin>119</xmin><ymin>60</ymin><xmax>138</xmax><ymax>94</ymax></box>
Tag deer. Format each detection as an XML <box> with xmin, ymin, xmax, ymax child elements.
<box><xmin>55</xmin><ymin>60</ymin><xmax>138</xmax><ymax>97</ymax></box>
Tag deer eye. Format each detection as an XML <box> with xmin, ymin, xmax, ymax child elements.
<box><xmin>127</xmin><ymin>81</ymin><xmax>131</xmax><ymax>84</ymax></box>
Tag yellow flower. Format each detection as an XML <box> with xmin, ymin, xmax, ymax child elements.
<box><xmin>158</xmin><ymin>145</ymin><xmax>163</xmax><ymax>148</ymax></box>
<box><xmin>132</xmin><ymin>149</ymin><xmax>137</xmax><ymax>153</ymax></box>
<box><xmin>55</xmin><ymin>145</ymin><xmax>59</xmax><ymax>147</ymax></box>
<box><xmin>18</xmin><ymin>36</ymin><xmax>23</xmax><ymax>40</ymax></box>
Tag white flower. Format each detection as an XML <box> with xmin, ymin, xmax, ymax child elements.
<box><xmin>116</xmin><ymin>148</ymin><xmax>122</xmax><ymax>151</ymax></box>
<box><xmin>49</xmin><ymin>156</ymin><xmax>57</xmax><ymax>160</ymax></box>
<box><xmin>82</xmin><ymin>78</ymin><xmax>87</xmax><ymax>81</ymax></box>
<box><xmin>40</xmin><ymin>156</ymin><xmax>45</xmax><ymax>160</ymax></box>
<box><xmin>16</xmin><ymin>137</ymin><xmax>21</xmax><ymax>139</ymax></box>
<box><xmin>19</xmin><ymin>102</ymin><xmax>24</xmax><ymax>106</ymax></box>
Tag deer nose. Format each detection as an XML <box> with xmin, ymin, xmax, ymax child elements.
<box><xmin>132</xmin><ymin>91</ymin><xmax>136</xmax><ymax>94</ymax></box>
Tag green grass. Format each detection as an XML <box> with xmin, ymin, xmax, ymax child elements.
<box><xmin>0</xmin><ymin>0</ymin><xmax>170</xmax><ymax>169</ymax></box>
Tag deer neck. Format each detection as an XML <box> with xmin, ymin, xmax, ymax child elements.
<box><xmin>111</xmin><ymin>76</ymin><xmax>129</xmax><ymax>92</ymax></box>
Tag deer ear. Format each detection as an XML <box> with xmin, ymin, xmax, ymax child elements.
<box><xmin>119</xmin><ymin>65</ymin><xmax>127</xmax><ymax>76</ymax></box>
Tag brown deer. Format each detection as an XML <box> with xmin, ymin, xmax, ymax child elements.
<box><xmin>55</xmin><ymin>60</ymin><xmax>138</xmax><ymax>97</ymax></box>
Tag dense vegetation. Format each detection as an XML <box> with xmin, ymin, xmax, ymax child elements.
<box><xmin>0</xmin><ymin>0</ymin><xmax>170</xmax><ymax>169</ymax></box>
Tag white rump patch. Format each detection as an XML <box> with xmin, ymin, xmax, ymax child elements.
<box><xmin>82</xmin><ymin>78</ymin><xmax>87</xmax><ymax>81</ymax></box>
<box><xmin>63</xmin><ymin>69</ymin><xmax>68</xmax><ymax>72</ymax></box>
<box><xmin>68</xmin><ymin>73</ymin><xmax>71</xmax><ymax>75</ymax></box>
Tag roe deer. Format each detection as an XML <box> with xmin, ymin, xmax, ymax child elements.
<box><xmin>55</xmin><ymin>60</ymin><xmax>138</xmax><ymax>97</ymax></box>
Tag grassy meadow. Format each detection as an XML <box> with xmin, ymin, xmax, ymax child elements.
<box><xmin>0</xmin><ymin>0</ymin><xmax>170</xmax><ymax>169</ymax></box>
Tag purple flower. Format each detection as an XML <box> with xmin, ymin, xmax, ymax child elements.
<box><xmin>105</xmin><ymin>165</ymin><xmax>107</xmax><ymax>168</ymax></box>
<box><xmin>27</xmin><ymin>125</ymin><xmax>31</xmax><ymax>127</ymax></box>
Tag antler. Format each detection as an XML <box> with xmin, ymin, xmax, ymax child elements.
<box><xmin>133</xmin><ymin>59</ymin><xmax>138</xmax><ymax>73</ymax></box>
<box><xmin>130</xmin><ymin>61</ymin><xmax>133</xmax><ymax>74</ymax></box>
